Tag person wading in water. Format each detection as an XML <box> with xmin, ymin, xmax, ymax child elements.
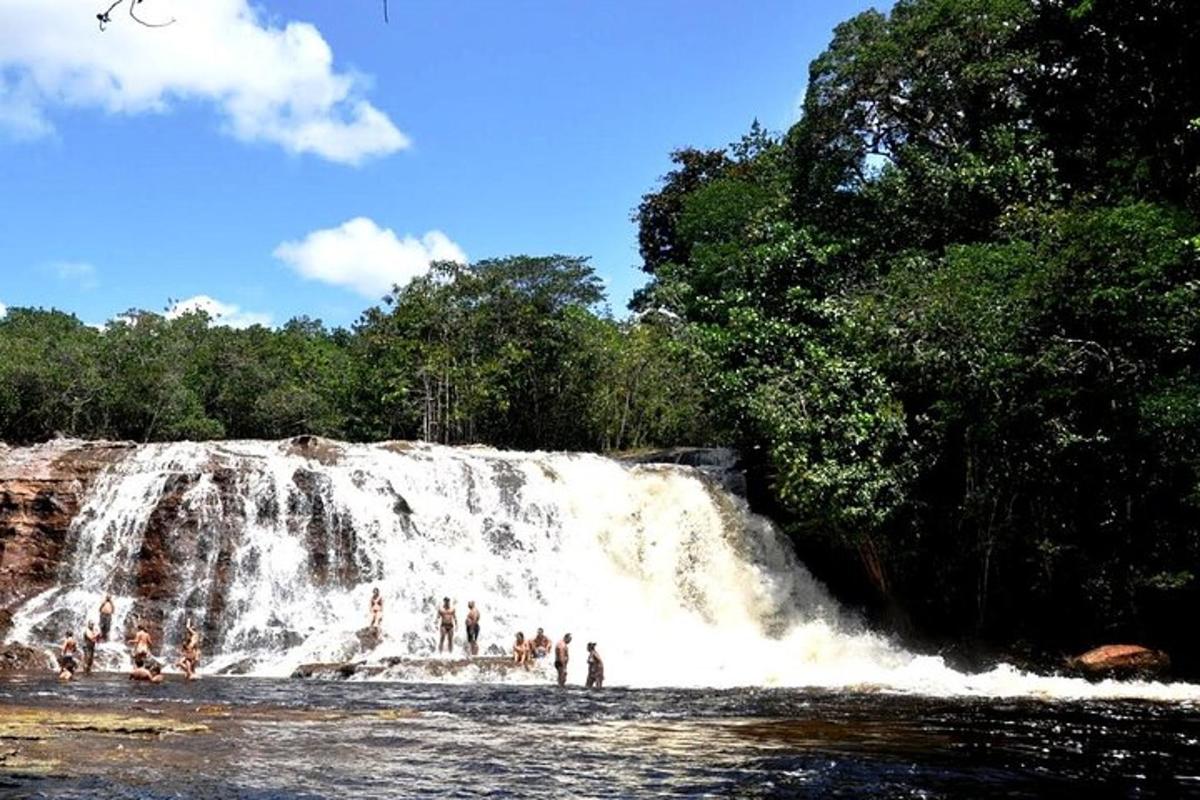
<box><xmin>465</xmin><ymin>601</ymin><xmax>480</xmax><ymax>656</ymax></box>
<box><xmin>436</xmin><ymin>597</ymin><xmax>457</xmax><ymax>653</ymax></box>
<box><xmin>98</xmin><ymin>594</ymin><xmax>114</xmax><ymax>641</ymax></box>
<box><xmin>554</xmin><ymin>633</ymin><xmax>572</xmax><ymax>687</ymax></box>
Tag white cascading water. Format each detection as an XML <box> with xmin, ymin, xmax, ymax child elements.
<box><xmin>8</xmin><ymin>439</ymin><xmax>1200</xmax><ymax>700</ymax></box>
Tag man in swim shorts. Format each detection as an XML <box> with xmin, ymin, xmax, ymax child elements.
<box><xmin>82</xmin><ymin>620</ymin><xmax>100</xmax><ymax>675</ymax></box>
<box><xmin>98</xmin><ymin>594</ymin><xmax>114</xmax><ymax>641</ymax></box>
<box><xmin>465</xmin><ymin>601</ymin><xmax>480</xmax><ymax>656</ymax></box>
<box><xmin>554</xmin><ymin>633</ymin><xmax>572</xmax><ymax>687</ymax></box>
<box><xmin>436</xmin><ymin>597</ymin><xmax>457</xmax><ymax>653</ymax></box>
<box><xmin>58</xmin><ymin>630</ymin><xmax>78</xmax><ymax>681</ymax></box>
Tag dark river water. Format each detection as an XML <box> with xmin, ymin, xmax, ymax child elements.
<box><xmin>1</xmin><ymin>675</ymin><xmax>1198</xmax><ymax>798</ymax></box>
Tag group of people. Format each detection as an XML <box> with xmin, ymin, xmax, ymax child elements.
<box><xmin>371</xmin><ymin>590</ymin><xmax>605</xmax><ymax>688</ymax></box>
<box><xmin>55</xmin><ymin>593</ymin><xmax>200</xmax><ymax>684</ymax></box>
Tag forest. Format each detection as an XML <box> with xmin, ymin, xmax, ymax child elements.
<box><xmin>3</xmin><ymin>0</ymin><xmax>1198</xmax><ymax>672</ymax></box>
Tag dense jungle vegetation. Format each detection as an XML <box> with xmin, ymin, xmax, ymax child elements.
<box><xmin>3</xmin><ymin>0</ymin><xmax>1198</xmax><ymax>671</ymax></box>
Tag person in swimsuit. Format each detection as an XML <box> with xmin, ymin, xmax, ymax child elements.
<box><xmin>370</xmin><ymin>588</ymin><xmax>384</xmax><ymax>630</ymax></box>
<box><xmin>530</xmin><ymin>628</ymin><xmax>551</xmax><ymax>659</ymax></box>
<box><xmin>465</xmin><ymin>601</ymin><xmax>480</xmax><ymax>656</ymax></box>
<box><xmin>512</xmin><ymin>632</ymin><xmax>530</xmax><ymax>667</ymax></box>
<box><xmin>554</xmin><ymin>633</ymin><xmax>572</xmax><ymax>687</ymax></box>
<box><xmin>58</xmin><ymin>630</ymin><xmax>78</xmax><ymax>681</ymax></box>
<box><xmin>82</xmin><ymin>620</ymin><xmax>100</xmax><ymax>675</ymax></box>
<box><xmin>129</xmin><ymin>623</ymin><xmax>153</xmax><ymax>668</ymax></box>
<box><xmin>98</xmin><ymin>594</ymin><xmax>114</xmax><ymax>641</ymax></box>
<box><xmin>175</xmin><ymin>617</ymin><xmax>201</xmax><ymax>680</ymax></box>
<box><xmin>586</xmin><ymin>642</ymin><xmax>604</xmax><ymax>689</ymax></box>
<box><xmin>436</xmin><ymin>597</ymin><xmax>457</xmax><ymax>653</ymax></box>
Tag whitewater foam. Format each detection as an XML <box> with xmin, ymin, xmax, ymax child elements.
<box><xmin>7</xmin><ymin>439</ymin><xmax>1199</xmax><ymax>702</ymax></box>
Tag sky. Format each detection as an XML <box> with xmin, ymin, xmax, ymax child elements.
<box><xmin>0</xmin><ymin>0</ymin><xmax>885</xmax><ymax>329</ymax></box>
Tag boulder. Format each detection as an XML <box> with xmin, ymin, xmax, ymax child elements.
<box><xmin>0</xmin><ymin>642</ymin><xmax>53</xmax><ymax>673</ymax></box>
<box><xmin>1067</xmin><ymin>644</ymin><xmax>1170</xmax><ymax>678</ymax></box>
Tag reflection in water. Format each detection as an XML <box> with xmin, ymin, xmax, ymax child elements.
<box><xmin>1</xmin><ymin>676</ymin><xmax>1197</xmax><ymax>799</ymax></box>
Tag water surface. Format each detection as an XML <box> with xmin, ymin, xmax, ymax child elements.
<box><xmin>2</xmin><ymin>675</ymin><xmax>1197</xmax><ymax>798</ymax></box>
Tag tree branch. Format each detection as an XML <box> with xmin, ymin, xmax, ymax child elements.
<box><xmin>97</xmin><ymin>0</ymin><xmax>175</xmax><ymax>31</ymax></box>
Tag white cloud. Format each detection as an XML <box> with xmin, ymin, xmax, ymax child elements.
<box><xmin>274</xmin><ymin>217</ymin><xmax>467</xmax><ymax>298</ymax></box>
<box><xmin>0</xmin><ymin>0</ymin><xmax>407</xmax><ymax>164</ymax></box>
<box><xmin>0</xmin><ymin>301</ymin><xmax>7</xmax><ymax>318</ymax></box>
<box><xmin>49</xmin><ymin>261</ymin><xmax>100</xmax><ymax>290</ymax></box>
<box><xmin>166</xmin><ymin>294</ymin><xmax>271</xmax><ymax>329</ymax></box>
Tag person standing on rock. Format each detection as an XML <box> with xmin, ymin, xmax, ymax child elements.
<box><xmin>370</xmin><ymin>588</ymin><xmax>384</xmax><ymax>630</ymax></box>
<box><xmin>82</xmin><ymin>620</ymin><xmax>100</xmax><ymax>675</ymax></box>
<box><xmin>98</xmin><ymin>594</ymin><xmax>114</xmax><ymax>641</ymax></box>
<box><xmin>554</xmin><ymin>633</ymin><xmax>572</xmax><ymax>687</ymax></box>
<box><xmin>465</xmin><ymin>601</ymin><xmax>480</xmax><ymax>656</ymax></box>
<box><xmin>58</xmin><ymin>630</ymin><xmax>79</xmax><ymax>681</ymax></box>
<box><xmin>586</xmin><ymin>642</ymin><xmax>604</xmax><ymax>689</ymax></box>
<box><xmin>436</xmin><ymin>597</ymin><xmax>457</xmax><ymax>653</ymax></box>
<box><xmin>175</xmin><ymin>617</ymin><xmax>201</xmax><ymax>680</ymax></box>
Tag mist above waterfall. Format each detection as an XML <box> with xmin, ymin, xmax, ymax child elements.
<box><xmin>7</xmin><ymin>439</ymin><xmax>1199</xmax><ymax>700</ymax></box>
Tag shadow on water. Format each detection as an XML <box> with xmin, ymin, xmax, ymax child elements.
<box><xmin>1</xmin><ymin>675</ymin><xmax>1198</xmax><ymax>798</ymax></box>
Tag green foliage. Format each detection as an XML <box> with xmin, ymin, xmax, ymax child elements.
<box><xmin>631</xmin><ymin>0</ymin><xmax>1200</xmax><ymax>661</ymax></box>
<box><xmin>0</xmin><ymin>255</ymin><xmax>709</xmax><ymax>459</ymax></box>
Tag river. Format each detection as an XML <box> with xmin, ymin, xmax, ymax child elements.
<box><xmin>1</xmin><ymin>674</ymin><xmax>1197</xmax><ymax>798</ymax></box>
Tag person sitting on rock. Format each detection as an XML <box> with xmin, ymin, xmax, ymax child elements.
<box><xmin>530</xmin><ymin>628</ymin><xmax>551</xmax><ymax>659</ymax></box>
<box><xmin>586</xmin><ymin>642</ymin><xmax>604</xmax><ymax>689</ymax></box>
<box><xmin>129</xmin><ymin>623</ymin><xmax>153</xmax><ymax>668</ymax></box>
<box><xmin>58</xmin><ymin>630</ymin><xmax>79</xmax><ymax>681</ymax></box>
<box><xmin>370</xmin><ymin>587</ymin><xmax>384</xmax><ymax>630</ymax></box>
<box><xmin>512</xmin><ymin>631</ymin><xmax>531</xmax><ymax>667</ymax></box>
<box><xmin>98</xmin><ymin>594</ymin><xmax>114</xmax><ymax>641</ymax></box>
<box><xmin>83</xmin><ymin>620</ymin><xmax>100</xmax><ymax>675</ymax></box>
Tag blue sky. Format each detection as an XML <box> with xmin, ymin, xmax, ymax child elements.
<box><xmin>0</xmin><ymin>0</ymin><xmax>884</xmax><ymax>328</ymax></box>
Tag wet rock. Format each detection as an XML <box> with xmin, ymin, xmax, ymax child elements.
<box><xmin>286</xmin><ymin>436</ymin><xmax>344</xmax><ymax>467</ymax></box>
<box><xmin>216</xmin><ymin>657</ymin><xmax>258</xmax><ymax>676</ymax></box>
<box><xmin>29</xmin><ymin>608</ymin><xmax>81</xmax><ymax>643</ymax></box>
<box><xmin>292</xmin><ymin>656</ymin><xmax>518</xmax><ymax>680</ymax></box>
<box><xmin>291</xmin><ymin>661</ymin><xmax>364</xmax><ymax>679</ymax></box>
<box><xmin>290</xmin><ymin>468</ymin><xmax>361</xmax><ymax>587</ymax></box>
<box><xmin>0</xmin><ymin>642</ymin><xmax>53</xmax><ymax>672</ymax></box>
<box><xmin>617</xmin><ymin>447</ymin><xmax>747</xmax><ymax>496</ymax></box>
<box><xmin>1067</xmin><ymin>644</ymin><xmax>1171</xmax><ymax>678</ymax></box>
<box><xmin>0</xmin><ymin>441</ymin><xmax>134</xmax><ymax>612</ymax></box>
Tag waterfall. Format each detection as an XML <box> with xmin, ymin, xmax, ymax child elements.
<box><xmin>8</xmin><ymin>439</ymin><xmax>1200</xmax><ymax>699</ymax></box>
